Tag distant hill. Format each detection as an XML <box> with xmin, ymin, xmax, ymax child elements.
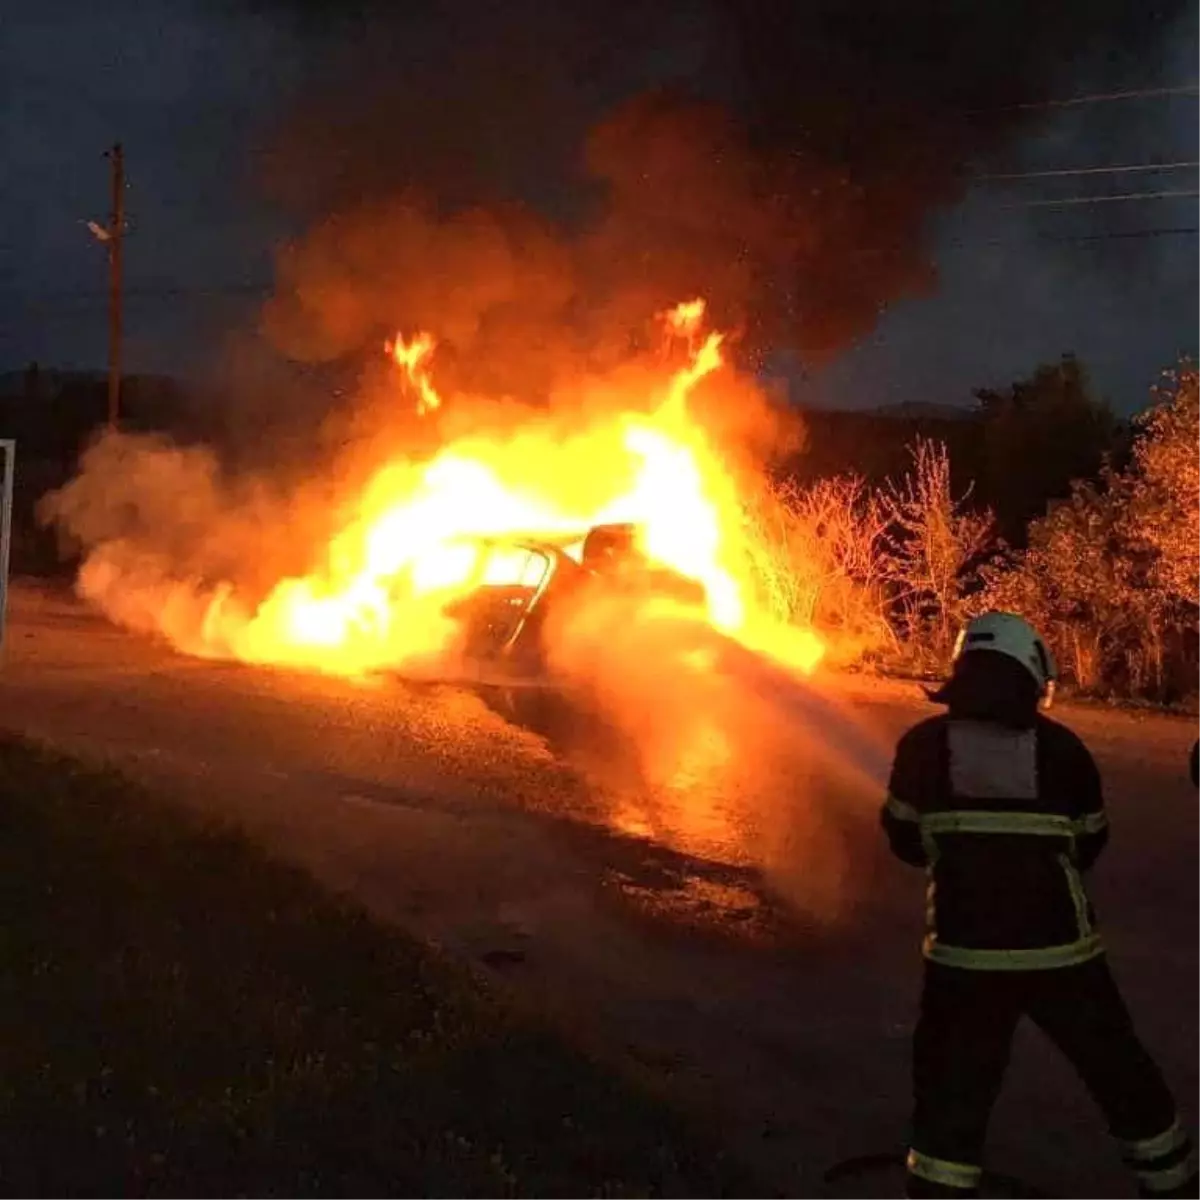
<box><xmin>0</xmin><ymin>367</ymin><xmax>103</xmax><ymax>395</ymax></box>
<box><xmin>0</xmin><ymin>367</ymin><xmax>200</xmax><ymax>464</ymax></box>
<box><xmin>865</xmin><ymin>400</ymin><xmax>979</xmax><ymax>422</ymax></box>
<box><xmin>786</xmin><ymin>401</ymin><xmax>985</xmax><ymax>490</ymax></box>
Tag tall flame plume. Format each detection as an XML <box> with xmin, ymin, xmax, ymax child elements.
<box><xmin>66</xmin><ymin>298</ymin><xmax>824</xmax><ymax>682</ymax></box>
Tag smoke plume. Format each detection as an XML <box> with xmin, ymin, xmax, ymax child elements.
<box><xmin>250</xmin><ymin>0</ymin><xmax>1189</xmax><ymax>383</ymax></box>
<box><xmin>37</xmin><ymin>431</ymin><xmax>354</xmax><ymax>653</ymax></box>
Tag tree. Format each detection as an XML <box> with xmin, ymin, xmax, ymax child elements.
<box><xmin>974</xmin><ymin>355</ymin><xmax>1117</xmax><ymax>542</ymax></box>
<box><xmin>982</xmin><ymin>359</ymin><xmax>1199</xmax><ymax>700</ymax></box>
<box><xmin>881</xmin><ymin>438</ymin><xmax>998</xmax><ymax>664</ymax></box>
<box><xmin>1122</xmin><ymin>360</ymin><xmax>1199</xmax><ymax>614</ymax></box>
<box><xmin>982</xmin><ymin>479</ymin><xmax>1138</xmax><ymax>692</ymax></box>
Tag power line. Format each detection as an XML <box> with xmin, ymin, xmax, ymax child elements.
<box><xmin>981</xmin><ymin>83</ymin><xmax>1200</xmax><ymax>113</ymax></box>
<box><xmin>941</xmin><ymin>227</ymin><xmax>1200</xmax><ymax>248</ymax></box>
<box><xmin>124</xmin><ymin>283</ymin><xmax>269</xmax><ymax>299</ymax></box>
<box><xmin>981</xmin><ymin>160</ymin><xmax>1199</xmax><ymax>181</ymax></box>
<box><xmin>11</xmin><ymin>223</ymin><xmax>1200</xmax><ymax>313</ymax></box>
<box><xmin>1045</xmin><ymin>227</ymin><xmax>1198</xmax><ymax>242</ymax></box>
<box><xmin>7</xmin><ymin>230</ymin><xmax>1198</xmax><ymax>321</ymax></box>
<box><xmin>4</xmin><ymin>283</ymin><xmax>269</xmax><ymax>306</ymax></box>
<box><xmin>1007</xmin><ymin>188</ymin><xmax>1200</xmax><ymax>208</ymax></box>
<box><xmin>9</xmin><ymin>181</ymin><xmax>1200</xmax><ymax>320</ymax></box>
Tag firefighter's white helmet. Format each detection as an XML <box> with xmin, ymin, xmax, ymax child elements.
<box><xmin>953</xmin><ymin>612</ymin><xmax>1058</xmax><ymax>694</ymax></box>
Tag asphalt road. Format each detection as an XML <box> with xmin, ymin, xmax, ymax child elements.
<box><xmin>0</xmin><ymin>582</ymin><xmax>1195</xmax><ymax>1197</ymax></box>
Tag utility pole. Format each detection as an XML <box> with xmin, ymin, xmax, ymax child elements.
<box><xmin>105</xmin><ymin>143</ymin><xmax>124</xmax><ymax>429</ymax></box>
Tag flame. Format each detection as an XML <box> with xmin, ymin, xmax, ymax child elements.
<box><xmin>387</xmin><ymin>331</ymin><xmax>441</xmax><ymax>414</ymax></box>
<box><xmin>87</xmin><ymin>300</ymin><xmax>824</xmax><ymax>684</ymax></box>
<box><xmin>664</xmin><ymin>297</ymin><xmax>706</xmax><ymax>340</ymax></box>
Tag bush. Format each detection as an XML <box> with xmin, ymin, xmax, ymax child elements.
<box><xmin>742</xmin><ymin>472</ymin><xmax>894</xmax><ymax>666</ymax></box>
<box><xmin>981</xmin><ymin>360</ymin><xmax>1198</xmax><ymax>701</ymax></box>
<box><xmin>747</xmin><ymin>439</ymin><xmax>1001</xmax><ymax>677</ymax></box>
<box><xmin>755</xmin><ymin>360</ymin><xmax>1197</xmax><ymax>704</ymax></box>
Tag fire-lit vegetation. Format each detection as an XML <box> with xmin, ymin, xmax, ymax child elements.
<box><xmin>0</xmin><ymin>734</ymin><xmax>752</xmax><ymax>1197</ymax></box>
<box><xmin>982</xmin><ymin>361</ymin><xmax>1199</xmax><ymax>700</ymax></box>
<box><xmin>747</xmin><ymin>360</ymin><xmax>1198</xmax><ymax>701</ymax></box>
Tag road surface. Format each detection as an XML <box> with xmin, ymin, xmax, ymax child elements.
<box><xmin>0</xmin><ymin>582</ymin><xmax>1195</xmax><ymax>1197</ymax></box>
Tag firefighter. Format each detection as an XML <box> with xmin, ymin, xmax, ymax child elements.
<box><xmin>882</xmin><ymin>612</ymin><xmax>1197</xmax><ymax>1199</ymax></box>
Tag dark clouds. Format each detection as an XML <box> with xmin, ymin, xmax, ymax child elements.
<box><xmin>249</xmin><ymin>0</ymin><xmax>753</xmax><ymax>232</ymax></box>
<box><xmin>3</xmin><ymin>0</ymin><xmax>1196</xmax><ymax>410</ymax></box>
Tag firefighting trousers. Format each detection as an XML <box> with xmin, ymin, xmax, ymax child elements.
<box><xmin>905</xmin><ymin>957</ymin><xmax>1196</xmax><ymax>1199</ymax></box>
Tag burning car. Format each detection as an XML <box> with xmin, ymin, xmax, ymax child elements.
<box><xmin>422</xmin><ymin>520</ymin><xmax>716</xmax><ymax>744</ymax></box>
<box><xmin>50</xmin><ymin>297</ymin><xmax>823</xmax><ymax>689</ymax></box>
<box><xmin>439</xmin><ymin>521</ymin><xmax>706</xmax><ymax>686</ymax></box>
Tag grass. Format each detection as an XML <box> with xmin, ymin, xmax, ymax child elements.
<box><xmin>0</xmin><ymin>734</ymin><xmax>752</xmax><ymax>1198</ymax></box>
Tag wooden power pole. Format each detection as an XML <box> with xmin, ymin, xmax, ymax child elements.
<box><xmin>105</xmin><ymin>143</ymin><xmax>124</xmax><ymax>429</ymax></box>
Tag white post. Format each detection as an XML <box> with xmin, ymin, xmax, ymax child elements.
<box><xmin>0</xmin><ymin>440</ymin><xmax>15</xmax><ymax>654</ymax></box>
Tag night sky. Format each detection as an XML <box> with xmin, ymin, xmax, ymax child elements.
<box><xmin>3</xmin><ymin>0</ymin><xmax>1197</xmax><ymax>414</ymax></box>
<box><xmin>813</xmin><ymin>26</ymin><xmax>1200</xmax><ymax>414</ymax></box>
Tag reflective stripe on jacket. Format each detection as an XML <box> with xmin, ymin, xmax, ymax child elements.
<box><xmin>881</xmin><ymin>714</ymin><xmax>1109</xmax><ymax>970</ymax></box>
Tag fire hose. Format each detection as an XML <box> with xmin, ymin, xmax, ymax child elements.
<box><xmin>822</xmin><ymin>1149</ymin><xmax>1049</xmax><ymax>1198</ymax></box>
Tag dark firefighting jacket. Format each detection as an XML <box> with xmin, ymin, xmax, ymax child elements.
<box><xmin>881</xmin><ymin>714</ymin><xmax>1110</xmax><ymax>970</ymax></box>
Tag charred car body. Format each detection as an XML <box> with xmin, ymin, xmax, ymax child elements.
<box><xmin>439</xmin><ymin>521</ymin><xmax>705</xmax><ymax>686</ymax></box>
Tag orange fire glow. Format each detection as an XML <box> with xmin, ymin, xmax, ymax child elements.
<box><xmin>87</xmin><ymin>298</ymin><xmax>824</xmax><ymax>683</ymax></box>
<box><xmin>387</xmin><ymin>331</ymin><xmax>441</xmax><ymax>414</ymax></box>
<box><xmin>664</xmin><ymin>297</ymin><xmax>706</xmax><ymax>341</ymax></box>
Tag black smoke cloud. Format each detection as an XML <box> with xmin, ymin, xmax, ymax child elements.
<box><xmin>245</xmin><ymin>0</ymin><xmax>1190</xmax><ymax>388</ymax></box>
